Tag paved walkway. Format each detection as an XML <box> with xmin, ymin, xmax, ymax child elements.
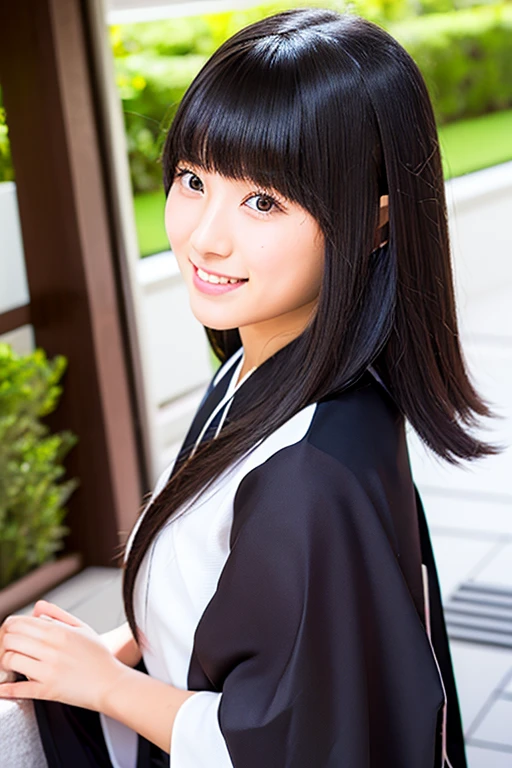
<box><xmin>407</xmin><ymin>282</ymin><xmax>512</xmax><ymax>766</ymax></box>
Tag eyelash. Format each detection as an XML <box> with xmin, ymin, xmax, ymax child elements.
<box><xmin>174</xmin><ymin>166</ymin><xmax>285</xmax><ymax>216</ymax></box>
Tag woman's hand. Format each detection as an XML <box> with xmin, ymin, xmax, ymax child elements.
<box><xmin>0</xmin><ymin>617</ymin><xmax>17</xmax><ymax>684</ymax></box>
<box><xmin>99</xmin><ymin>620</ymin><xmax>143</xmax><ymax>668</ymax></box>
<box><xmin>0</xmin><ymin>600</ymin><xmax>126</xmax><ymax>712</ymax></box>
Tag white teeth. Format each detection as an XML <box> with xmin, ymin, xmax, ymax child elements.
<box><xmin>196</xmin><ymin>266</ymin><xmax>242</xmax><ymax>285</ymax></box>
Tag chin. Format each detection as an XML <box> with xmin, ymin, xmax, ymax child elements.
<box><xmin>201</xmin><ymin>319</ymin><xmax>237</xmax><ymax>331</ymax></box>
<box><xmin>189</xmin><ymin>307</ymin><xmax>241</xmax><ymax>332</ymax></box>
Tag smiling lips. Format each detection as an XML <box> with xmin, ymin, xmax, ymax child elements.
<box><xmin>196</xmin><ymin>265</ymin><xmax>246</xmax><ymax>284</ymax></box>
<box><xmin>192</xmin><ymin>262</ymin><xmax>248</xmax><ymax>295</ymax></box>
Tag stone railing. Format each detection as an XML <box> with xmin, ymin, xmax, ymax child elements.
<box><xmin>0</xmin><ymin>697</ymin><xmax>48</xmax><ymax>767</ymax></box>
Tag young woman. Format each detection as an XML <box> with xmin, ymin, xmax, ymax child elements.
<box><xmin>0</xmin><ymin>7</ymin><xmax>499</xmax><ymax>767</ymax></box>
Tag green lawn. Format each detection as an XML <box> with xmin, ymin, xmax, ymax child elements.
<box><xmin>133</xmin><ymin>190</ymin><xmax>168</xmax><ymax>258</ymax></box>
<box><xmin>134</xmin><ymin>109</ymin><xmax>512</xmax><ymax>258</ymax></box>
<box><xmin>439</xmin><ymin>109</ymin><xmax>512</xmax><ymax>180</ymax></box>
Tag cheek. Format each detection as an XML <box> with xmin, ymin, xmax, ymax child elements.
<box><xmin>248</xmin><ymin>220</ymin><xmax>324</xmax><ymax>301</ymax></box>
<box><xmin>164</xmin><ymin>190</ymin><xmax>192</xmax><ymax>253</ymax></box>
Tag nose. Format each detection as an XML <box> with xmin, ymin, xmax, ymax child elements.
<box><xmin>189</xmin><ymin>197</ymin><xmax>232</xmax><ymax>258</ymax></box>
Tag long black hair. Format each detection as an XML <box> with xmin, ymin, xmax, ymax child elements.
<box><xmin>122</xmin><ymin>7</ymin><xmax>499</xmax><ymax>644</ymax></box>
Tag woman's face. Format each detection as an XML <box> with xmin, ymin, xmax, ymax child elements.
<box><xmin>164</xmin><ymin>163</ymin><xmax>325</xmax><ymax>333</ymax></box>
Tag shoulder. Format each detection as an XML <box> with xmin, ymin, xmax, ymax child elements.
<box><xmin>309</xmin><ymin>369</ymin><xmax>406</xmax><ymax>478</ymax></box>
<box><xmin>242</xmin><ymin>369</ymin><xmax>407</xmax><ymax>494</ymax></box>
<box><xmin>231</xmin><ymin>371</ymin><xmax>415</xmax><ymax>554</ymax></box>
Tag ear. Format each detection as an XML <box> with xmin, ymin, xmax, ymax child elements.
<box><xmin>378</xmin><ymin>194</ymin><xmax>389</xmax><ymax>228</ymax></box>
<box><xmin>373</xmin><ymin>194</ymin><xmax>389</xmax><ymax>250</ymax></box>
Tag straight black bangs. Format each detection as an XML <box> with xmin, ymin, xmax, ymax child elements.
<box><xmin>163</xmin><ymin>48</ymin><xmax>310</xmax><ymax>203</ymax></box>
<box><xmin>161</xmin><ymin>20</ymin><xmax>380</xmax><ymax>233</ymax></box>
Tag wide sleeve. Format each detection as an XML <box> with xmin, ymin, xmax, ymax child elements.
<box><xmin>170</xmin><ymin>440</ymin><xmax>446</xmax><ymax>768</ymax></box>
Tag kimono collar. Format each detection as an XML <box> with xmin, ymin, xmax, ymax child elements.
<box><xmin>189</xmin><ymin>349</ymin><xmax>393</xmax><ymax>462</ymax></box>
<box><xmin>188</xmin><ymin>348</ymin><xmax>257</xmax><ymax>460</ymax></box>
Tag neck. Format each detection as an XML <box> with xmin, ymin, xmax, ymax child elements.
<box><xmin>235</xmin><ymin>299</ymin><xmax>317</xmax><ymax>384</ymax></box>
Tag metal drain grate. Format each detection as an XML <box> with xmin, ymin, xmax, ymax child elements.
<box><xmin>444</xmin><ymin>582</ymin><xmax>512</xmax><ymax>649</ymax></box>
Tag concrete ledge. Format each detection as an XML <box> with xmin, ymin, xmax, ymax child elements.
<box><xmin>445</xmin><ymin>160</ymin><xmax>512</xmax><ymax>210</ymax></box>
<box><xmin>0</xmin><ymin>698</ymin><xmax>48</xmax><ymax>767</ymax></box>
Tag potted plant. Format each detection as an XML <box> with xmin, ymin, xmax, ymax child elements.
<box><xmin>0</xmin><ymin>343</ymin><xmax>81</xmax><ymax>620</ymax></box>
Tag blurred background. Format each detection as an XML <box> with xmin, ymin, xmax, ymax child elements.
<box><xmin>0</xmin><ymin>1</ymin><xmax>511</xmax><ymax>765</ymax></box>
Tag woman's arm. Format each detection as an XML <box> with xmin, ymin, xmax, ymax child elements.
<box><xmin>100</xmin><ymin>666</ymin><xmax>196</xmax><ymax>755</ymax></box>
<box><xmin>0</xmin><ymin>603</ymin><xmax>193</xmax><ymax>755</ymax></box>
<box><xmin>99</xmin><ymin>621</ymin><xmax>142</xmax><ymax>668</ymax></box>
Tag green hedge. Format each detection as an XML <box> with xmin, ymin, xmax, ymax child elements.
<box><xmin>390</xmin><ymin>4</ymin><xmax>512</xmax><ymax>122</ymax></box>
<box><xmin>0</xmin><ymin>97</ymin><xmax>14</xmax><ymax>184</ymax></box>
<box><xmin>115</xmin><ymin>52</ymin><xmax>208</xmax><ymax>192</ymax></box>
<box><xmin>1</xmin><ymin>2</ymin><xmax>510</xmax><ymax>192</ymax></box>
<box><xmin>0</xmin><ymin>344</ymin><xmax>78</xmax><ymax>590</ymax></box>
<box><xmin>110</xmin><ymin>1</ymin><xmax>512</xmax><ymax>194</ymax></box>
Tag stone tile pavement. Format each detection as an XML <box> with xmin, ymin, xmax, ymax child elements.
<box><xmin>406</xmin><ymin>295</ymin><xmax>512</xmax><ymax>766</ymax></box>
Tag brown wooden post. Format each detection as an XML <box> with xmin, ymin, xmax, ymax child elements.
<box><xmin>0</xmin><ymin>0</ymin><xmax>144</xmax><ymax>566</ymax></box>
<box><xmin>0</xmin><ymin>306</ymin><xmax>31</xmax><ymax>336</ymax></box>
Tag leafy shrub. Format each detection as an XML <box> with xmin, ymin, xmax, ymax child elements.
<box><xmin>115</xmin><ymin>52</ymin><xmax>208</xmax><ymax>192</ymax></box>
<box><xmin>0</xmin><ymin>344</ymin><xmax>78</xmax><ymax>590</ymax></box>
<box><xmin>0</xmin><ymin>92</ymin><xmax>14</xmax><ymax>184</ymax></box>
<box><xmin>390</xmin><ymin>4</ymin><xmax>512</xmax><ymax>122</ymax></box>
<box><xmin>1</xmin><ymin>2</ymin><xmax>510</xmax><ymax>191</ymax></box>
<box><xmin>110</xmin><ymin>1</ymin><xmax>512</xmax><ymax>194</ymax></box>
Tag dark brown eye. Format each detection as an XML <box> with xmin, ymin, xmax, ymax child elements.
<box><xmin>246</xmin><ymin>194</ymin><xmax>277</xmax><ymax>214</ymax></box>
<box><xmin>256</xmin><ymin>196</ymin><xmax>274</xmax><ymax>212</ymax></box>
<box><xmin>188</xmin><ymin>174</ymin><xmax>203</xmax><ymax>191</ymax></box>
<box><xmin>175</xmin><ymin>168</ymin><xmax>204</xmax><ymax>192</ymax></box>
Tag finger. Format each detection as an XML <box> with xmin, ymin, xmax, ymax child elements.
<box><xmin>0</xmin><ymin>615</ymin><xmax>16</xmax><ymax>636</ymax></box>
<box><xmin>2</xmin><ymin>632</ymin><xmax>45</xmax><ymax>663</ymax></box>
<box><xmin>0</xmin><ymin>680</ymin><xmax>42</xmax><ymax>700</ymax></box>
<box><xmin>32</xmin><ymin>600</ymin><xmax>83</xmax><ymax>628</ymax></box>
<box><xmin>3</xmin><ymin>616</ymin><xmax>54</xmax><ymax>642</ymax></box>
<box><xmin>1</xmin><ymin>650</ymin><xmax>42</xmax><ymax>682</ymax></box>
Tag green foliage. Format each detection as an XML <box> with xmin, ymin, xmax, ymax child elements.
<box><xmin>109</xmin><ymin>1</ymin><xmax>512</xmax><ymax>196</ymax></box>
<box><xmin>1</xmin><ymin>2</ymin><xmax>511</xmax><ymax>195</ymax></box>
<box><xmin>390</xmin><ymin>4</ymin><xmax>512</xmax><ymax>122</ymax></box>
<box><xmin>0</xmin><ymin>90</ymin><xmax>14</xmax><ymax>184</ymax></box>
<box><xmin>0</xmin><ymin>344</ymin><xmax>78</xmax><ymax>590</ymax></box>
<box><xmin>114</xmin><ymin>51</ymin><xmax>208</xmax><ymax>192</ymax></box>
<box><xmin>110</xmin><ymin>16</ymin><xmax>215</xmax><ymax>58</ymax></box>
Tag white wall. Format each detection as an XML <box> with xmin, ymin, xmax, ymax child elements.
<box><xmin>135</xmin><ymin>251</ymin><xmax>213</xmax><ymax>407</ymax></box>
<box><xmin>0</xmin><ymin>182</ymin><xmax>35</xmax><ymax>357</ymax></box>
<box><xmin>135</xmin><ymin>251</ymin><xmax>214</xmax><ymax>474</ymax></box>
<box><xmin>0</xmin><ymin>181</ymin><xmax>30</xmax><ymax>312</ymax></box>
<box><xmin>445</xmin><ymin>161</ymin><xmax>512</xmax><ymax>341</ymax></box>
